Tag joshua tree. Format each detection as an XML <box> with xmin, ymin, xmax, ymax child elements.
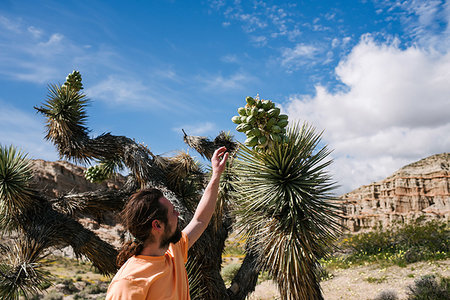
<box><xmin>0</xmin><ymin>71</ymin><xmax>341</xmax><ymax>299</ymax></box>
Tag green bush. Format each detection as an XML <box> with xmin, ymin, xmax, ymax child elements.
<box><xmin>407</xmin><ymin>274</ymin><xmax>449</xmax><ymax>300</ymax></box>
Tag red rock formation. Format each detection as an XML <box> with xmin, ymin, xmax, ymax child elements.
<box><xmin>338</xmin><ymin>153</ymin><xmax>449</xmax><ymax>232</ymax></box>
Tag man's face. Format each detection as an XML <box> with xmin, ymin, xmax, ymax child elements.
<box><xmin>159</xmin><ymin>197</ymin><xmax>182</xmax><ymax>248</ymax></box>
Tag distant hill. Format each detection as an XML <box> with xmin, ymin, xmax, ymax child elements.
<box><xmin>337</xmin><ymin>153</ymin><xmax>450</xmax><ymax>232</ymax></box>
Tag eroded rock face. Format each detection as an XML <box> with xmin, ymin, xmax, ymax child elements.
<box><xmin>31</xmin><ymin>159</ymin><xmax>124</xmax><ymax>198</ymax></box>
<box><xmin>338</xmin><ymin>153</ymin><xmax>450</xmax><ymax>232</ymax></box>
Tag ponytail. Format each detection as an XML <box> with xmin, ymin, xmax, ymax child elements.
<box><xmin>116</xmin><ymin>240</ymin><xmax>144</xmax><ymax>268</ymax></box>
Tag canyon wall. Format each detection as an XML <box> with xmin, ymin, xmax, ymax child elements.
<box><xmin>337</xmin><ymin>153</ymin><xmax>450</xmax><ymax>232</ymax></box>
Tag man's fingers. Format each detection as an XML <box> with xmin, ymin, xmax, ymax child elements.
<box><xmin>221</xmin><ymin>152</ymin><xmax>229</xmax><ymax>163</ymax></box>
<box><xmin>214</xmin><ymin>147</ymin><xmax>227</xmax><ymax>158</ymax></box>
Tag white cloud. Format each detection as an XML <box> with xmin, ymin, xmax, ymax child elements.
<box><xmin>85</xmin><ymin>75</ymin><xmax>168</xmax><ymax>109</ymax></box>
<box><xmin>200</xmin><ymin>72</ymin><xmax>255</xmax><ymax>91</ymax></box>
<box><xmin>280</xmin><ymin>43</ymin><xmax>319</xmax><ymax>69</ymax></box>
<box><xmin>0</xmin><ymin>100</ymin><xmax>58</xmax><ymax>161</ymax></box>
<box><xmin>214</xmin><ymin>1</ymin><xmax>301</xmax><ymax>45</ymax></box>
<box><xmin>27</xmin><ymin>26</ymin><xmax>43</xmax><ymax>38</ymax></box>
<box><xmin>283</xmin><ymin>35</ymin><xmax>450</xmax><ymax>194</ymax></box>
<box><xmin>0</xmin><ymin>15</ymin><xmax>20</xmax><ymax>32</ymax></box>
<box><xmin>172</xmin><ymin>122</ymin><xmax>216</xmax><ymax>136</ymax></box>
<box><xmin>0</xmin><ymin>15</ymin><xmax>183</xmax><ymax>110</ymax></box>
<box><xmin>378</xmin><ymin>0</ymin><xmax>449</xmax><ymax>50</ymax></box>
<box><xmin>0</xmin><ymin>17</ymin><xmax>82</xmax><ymax>83</ymax></box>
<box><xmin>0</xmin><ymin>15</ymin><xmax>118</xmax><ymax>84</ymax></box>
<box><xmin>250</xmin><ymin>35</ymin><xmax>268</xmax><ymax>47</ymax></box>
<box><xmin>221</xmin><ymin>54</ymin><xmax>238</xmax><ymax>63</ymax></box>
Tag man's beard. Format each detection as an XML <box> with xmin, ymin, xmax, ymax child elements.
<box><xmin>160</xmin><ymin>223</ymin><xmax>182</xmax><ymax>248</ymax></box>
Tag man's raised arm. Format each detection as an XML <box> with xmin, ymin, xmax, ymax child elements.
<box><xmin>182</xmin><ymin>146</ymin><xmax>229</xmax><ymax>249</ymax></box>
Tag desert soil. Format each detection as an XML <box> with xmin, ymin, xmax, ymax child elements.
<box><xmin>248</xmin><ymin>259</ymin><xmax>450</xmax><ymax>300</ymax></box>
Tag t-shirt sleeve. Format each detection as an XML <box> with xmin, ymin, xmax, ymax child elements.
<box><xmin>179</xmin><ymin>231</ymin><xmax>189</xmax><ymax>263</ymax></box>
<box><xmin>105</xmin><ymin>278</ymin><xmax>147</xmax><ymax>300</ymax></box>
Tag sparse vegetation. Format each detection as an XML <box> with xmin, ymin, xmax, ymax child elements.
<box><xmin>365</xmin><ymin>275</ymin><xmax>388</xmax><ymax>284</ymax></box>
<box><xmin>322</xmin><ymin>220</ymin><xmax>449</xmax><ymax>270</ymax></box>
<box><xmin>407</xmin><ymin>274</ymin><xmax>449</xmax><ymax>300</ymax></box>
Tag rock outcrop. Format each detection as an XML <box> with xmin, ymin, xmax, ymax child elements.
<box><xmin>31</xmin><ymin>159</ymin><xmax>124</xmax><ymax>198</ymax></box>
<box><xmin>338</xmin><ymin>153</ymin><xmax>450</xmax><ymax>232</ymax></box>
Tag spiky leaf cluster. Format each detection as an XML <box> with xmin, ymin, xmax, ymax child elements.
<box><xmin>0</xmin><ymin>233</ymin><xmax>52</xmax><ymax>299</ymax></box>
<box><xmin>232</xmin><ymin>96</ymin><xmax>288</xmax><ymax>150</ymax></box>
<box><xmin>84</xmin><ymin>158</ymin><xmax>123</xmax><ymax>183</ymax></box>
<box><xmin>231</xmin><ymin>123</ymin><xmax>341</xmax><ymax>300</ymax></box>
<box><xmin>35</xmin><ymin>74</ymin><xmax>89</xmax><ymax>161</ymax></box>
<box><xmin>85</xmin><ymin>165</ymin><xmax>110</xmax><ymax>183</ymax></box>
<box><xmin>183</xmin><ymin>130</ymin><xmax>237</xmax><ymax>161</ymax></box>
<box><xmin>0</xmin><ymin>145</ymin><xmax>34</xmax><ymax>223</ymax></box>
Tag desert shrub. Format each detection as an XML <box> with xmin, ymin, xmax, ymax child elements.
<box><xmin>73</xmin><ymin>292</ymin><xmax>87</xmax><ymax>300</ymax></box>
<box><xmin>84</xmin><ymin>281</ymin><xmax>108</xmax><ymax>294</ymax></box>
<box><xmin>374</xmin><ymin>289</ymin><xmax>398</xmax><ymax>300</ymax></box>
<box><xmin>407</xmin><ymin>274</ymin><xmax>449</xmax><ymax>300</ymax></box>
<box><xmin>221</xmin><ymin>263</ymin><xmax>241</xmax><ymax>284</ymax></box>
<box><xmin>61</xmin><ymin>278</ymin><xmax>79</xmax><ymax>293</ymax></box>
<box><xmin>328</xmin><ymin>220</ymin><xmax>450</xmax><ymax>267</ymax></box>
<box><xmin>318</xmin><ymin>267</ymin><xmax>334</xmax><ymax>281</ymax></box>
<box><xmin>42</xmin><ymin>291</ymin><xmax>64</xmax><ymax>300</ymax></box>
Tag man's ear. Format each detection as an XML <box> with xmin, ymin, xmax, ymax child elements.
<box><xmin>152</xmin><ymin>219</ymin><xmax>162</xmax><ymax>231</ymax></box>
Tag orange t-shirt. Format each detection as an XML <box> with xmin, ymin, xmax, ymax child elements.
<box><xmin>106</xmin><ymin>232</ymin><xmax>190</xmax><ymax>300</ymax></box>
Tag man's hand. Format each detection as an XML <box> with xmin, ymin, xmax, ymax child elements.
<box><xmin>183</xmin><ymin>147</ymin><xmax>229</xmax><ymax>248</ymax></box>
<box><xmin>211</xmin><ymin>146</ymin><xmax>229</xmax><ymax>176</ymax></box>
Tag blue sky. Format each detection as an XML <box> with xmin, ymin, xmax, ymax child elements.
<box><xmin>1</xmin><ymin>0</ymin><xmax>449</xmax><ymax>194</ymax></box>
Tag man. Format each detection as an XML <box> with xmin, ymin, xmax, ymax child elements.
<box><xmin>106</xmin><ymin>146</ymin><xmax>229</xmax><ymax>299</ymax></box>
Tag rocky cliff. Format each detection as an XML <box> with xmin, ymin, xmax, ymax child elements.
<box><xmin>31</xmin><ymin>159</ymin><xmax>124</xmax><ymax>198</ymax></box>
<box><xmin>338</xmin><ymin>153</ymin><xmax>450</xmax><ymax>232</ymax></box>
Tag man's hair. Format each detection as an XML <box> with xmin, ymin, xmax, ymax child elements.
<box><xmin>116</xmin><ymin>188</ymin><xmax>168</xmax><ymax>267</ymax></box>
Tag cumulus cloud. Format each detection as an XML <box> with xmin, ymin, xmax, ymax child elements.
<box><xmin>284</xmin><ymin>35</ymin><xmax>450</xmax><ymax>194</ymax></box>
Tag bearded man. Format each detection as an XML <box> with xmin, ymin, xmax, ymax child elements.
<box><xmin>106</xmin><ymin>147</ymin><xmax>229</xmax><ymax>300</ymax></box>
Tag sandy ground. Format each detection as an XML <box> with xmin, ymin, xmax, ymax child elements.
<box><xmin>248</xmin><ymin>259</ymin><xmax>450</xmax><ymax>300</ymax></box>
